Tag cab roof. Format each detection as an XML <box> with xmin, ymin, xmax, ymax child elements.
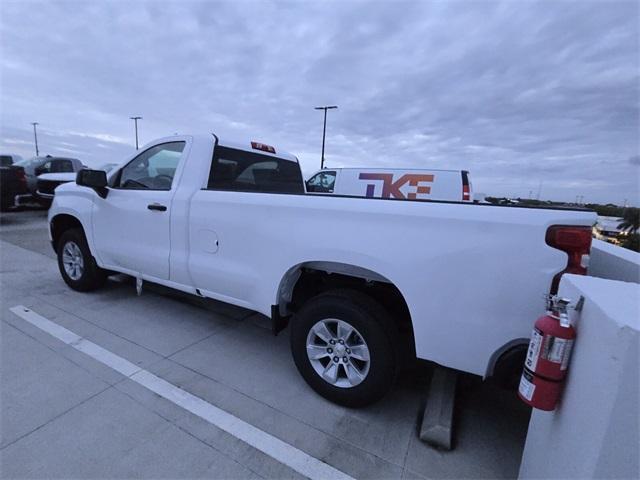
<box><xmin>142</xmin><ymin>133</ymin><xmax>300</xmax><ymax>164</ymax></box>
<box><xmin>215</xmin><ymin>135</ymin><xmax>299</xmax><ymax>163</ymax></box>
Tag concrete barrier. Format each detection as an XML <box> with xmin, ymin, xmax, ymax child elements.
<box><xmin>589</xmin><ymin>239</ymin><xmax>640</xmax><ymax>283</ymax></box>
<box><xmin>519</xmin><ymin>274</ymin><xmax>639</xmax><ymax>479</ymax></box>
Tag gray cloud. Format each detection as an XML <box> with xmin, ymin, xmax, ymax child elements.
<box><xmin>1</xmin><ymin>0</ymin><xmax>638</xmax><ymax>204</ymax></box>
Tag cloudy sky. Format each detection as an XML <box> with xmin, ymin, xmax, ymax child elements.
<box><xmin>1</xmin><ymin>0</ymin><xmax>638</xmax><ymax>204</ymax></box>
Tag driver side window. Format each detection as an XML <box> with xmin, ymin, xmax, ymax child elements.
<box><xmin>306</xmin><ymin>171</ymin><xmax>336</xmax><ymax>193</ymax></box>
<box><xmin>51</xmin><ymin>159</ymin><xmax>74</xmax><ymax>173</ymax></box>
<box><xmin>117</xmin><ymin>142</ymin><xmax>185</xmax><ymax>190</ymax></box>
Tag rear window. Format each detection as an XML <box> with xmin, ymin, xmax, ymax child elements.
<box><xmin>51</xmin><ymin>159</ymin><xmax>74</xmax><ymax>173</ymax></box>
<box><xmin>0</xmin><ymin>155</ymin><xmax>13</xmax><ymax>166</ymax></box>
<box><xmin>207</xmin><ymin>146</ymin><xmax>303</xmax><ymax>194</ymax></box>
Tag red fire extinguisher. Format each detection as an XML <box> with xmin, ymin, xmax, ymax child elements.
<box><xmin>518</xmin><ymin>296</ymin><xmax>579</xmax><ymax>411</ymax></box>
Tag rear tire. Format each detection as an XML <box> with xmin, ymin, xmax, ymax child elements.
<box><xmin>290</xmin><ymin>289</ymin><xmax>398</xmax><ymax>407</ymax></box>
<box><xmin>57</xmin><ymin>228</ymin><xmax>106</xmax><ymax>292</ymax></box>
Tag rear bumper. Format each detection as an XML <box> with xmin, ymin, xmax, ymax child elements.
<box><xmin>14</xmin><ymin>193</ymin><xmax>34</xmax><ymax>206</ymax></box>
<box><xmin>36</xmin><ymin>191</ymin><xmax>55</xmax><ymax>200</ymax></box>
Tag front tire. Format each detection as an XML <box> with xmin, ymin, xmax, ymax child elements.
<box><xmin>57</xmin><ymin>228</ymin><xmax>106</xmax><ymax>291</ymax></box>
<box><xmin>290</xmin><ymin>290</ymin><xmax>398</xmax><ymax>407</ymax></box>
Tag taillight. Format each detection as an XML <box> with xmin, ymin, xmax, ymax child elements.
<box><xmin>546</xmin><ymin>225</ymin><xmax>592</xmax><ymax>293</ymax></box>
<box><xmin>461</xmin><ymin>171</ymin><xmax>471</xmax><ymax>201</ymax></box>
<box><xmin>16</xmin><ymin>168</ymin><xmax>27</xmax><ymax>191</ymax></box>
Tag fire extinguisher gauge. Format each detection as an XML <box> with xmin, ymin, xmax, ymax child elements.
<box><xmin>542</xmin><ymin>295</ymin><xmax>585</xmax><ymax>328</ymax></box>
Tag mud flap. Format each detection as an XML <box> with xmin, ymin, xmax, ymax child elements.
<box><xmin>271</xmin><ymin>305</ymin><xmax>290</xmax><ymax>336</ymax></box>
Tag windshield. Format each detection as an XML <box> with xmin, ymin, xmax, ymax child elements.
<box><xmin>15</xmin><ymin>157</ymin><xmax>41</xmax><ymax>167</ymax></box>
<box><xmin>98</xmin><ymin>163</ymin><xmax>117</xmax><ymax>172</ymax></box>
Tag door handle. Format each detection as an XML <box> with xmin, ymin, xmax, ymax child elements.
<box><xmin>147</xmin><ymin>203</ymin><xmax>167</xmax><ymax>212</ymax></box>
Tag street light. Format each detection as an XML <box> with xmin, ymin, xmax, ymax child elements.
<box><xmin>31</xmin><ymin>122</ymin><xmax>39</xmax><ymax>156</ymax></box>
<box><xmin>129</xmin><ymin>116</ymin><xmax>142</xmax><ymax>150</ymax></box>
<box><xmin>314</xmin><ymin>105</ymin><xmax>337</xmax><ymax>169</ymax></box>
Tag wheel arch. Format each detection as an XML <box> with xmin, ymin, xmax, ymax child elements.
<box><xmin>485</xmin><ymin>338</ymin><xmax>529</xmax><ymax>380</ymax></box>
<box><xmin>276</xmin><ymin>261</ymin><xmax>391</xmax><ymax>314</ymax></box>
<box><xmin>50</xmin><ymin>213</ymin><xmax>86</xmax><ymax>253</ymax></box>
<box><xmin>275</xmin><ymin>261</ymin><xmax>416</xmax><ymax>362</ymax></box>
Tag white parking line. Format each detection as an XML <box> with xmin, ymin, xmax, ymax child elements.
<box><xmin>10</xmin><ymin>305</ymin><xmax>355</xmax><ymax>480</ymax></box>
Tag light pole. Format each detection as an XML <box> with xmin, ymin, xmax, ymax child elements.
<box><xmin>314</xmin><ymin>105</ymin><xmax>337</xmax><ymax>169</ymax></box>
<box><xmin>31</xmin><ymin>122</ymin><xmax>40</xmax><ymax>156</ymax></box>
<box><xmin>130</xmin><ymin>116</ymin><xmax>142</xmax><ymax>150</ymax></box>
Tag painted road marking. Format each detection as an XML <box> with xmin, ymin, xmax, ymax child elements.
<box><xmin>10</xmin><ymin>305</ymin><xmax>355</xmax><ymax>480</ymax></box>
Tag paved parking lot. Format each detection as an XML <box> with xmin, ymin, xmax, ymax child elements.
<box><xmin>1</xmin><ymin>208</ymin><xmax>530</xmax><ymax>479</ymax></box>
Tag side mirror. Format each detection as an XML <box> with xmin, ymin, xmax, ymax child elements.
<box><xmin>76</xmin><ymin>169</ymin><xmax>108</xmax><ymax>198</ymax></box>
<box><xmin>305</xmin><ymin>181</ymin><xmax>314</xmax><ymax>192</ymax></box>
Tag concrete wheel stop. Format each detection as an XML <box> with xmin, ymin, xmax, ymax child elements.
<box><xmin>419</xmin><ymin>366</ymin><xmax>458</xmax><ymax>450</ymax></box>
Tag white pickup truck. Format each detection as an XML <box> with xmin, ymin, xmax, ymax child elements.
<box><xmin>48</xmin><ymin>134</ymin><xmax>596</xmax><ymax>406</ymax></box>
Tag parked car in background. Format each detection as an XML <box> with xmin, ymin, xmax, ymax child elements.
<box><xmin>0</xmin><ymin>153</ymin><xmax>23</xmax><ymax>166</ymax></box>
<box><xmin>36</xmin><ymin>162</ymin><xmax>117</xmax><ymax>207</ymax></box>
<box><xmin>49</xmin><ymin>133</ymin><xmax>595</xmax><ymax>407</ymax></box>
<box><xmin>14</xmin><ymin>156</ymin><xmax>84</xmax><ymax>205</ymax></box>
<box><xmin>0</xmin><ymin>164</ymin><xmax>28</xmax><ymax>210</ymax></box>
<box><xmin>592</xmin><ymin>216</ymin><xmax>626</xmax><ymax>244</ymax></box>
<box><xmin>306</xmin><ymin>167</ymin><xmax>473</xmax><ymax>202</ymax></box>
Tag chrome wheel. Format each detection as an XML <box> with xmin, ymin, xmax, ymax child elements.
<box><xmin>306</xmin><ymin>318</ymin><xmax>371</xmax><ymax>388</ymax></box>
<box><xmin>62</xmin><ymin>241</ymin><xmax>84</xmax><ymax>281</ymax></box>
